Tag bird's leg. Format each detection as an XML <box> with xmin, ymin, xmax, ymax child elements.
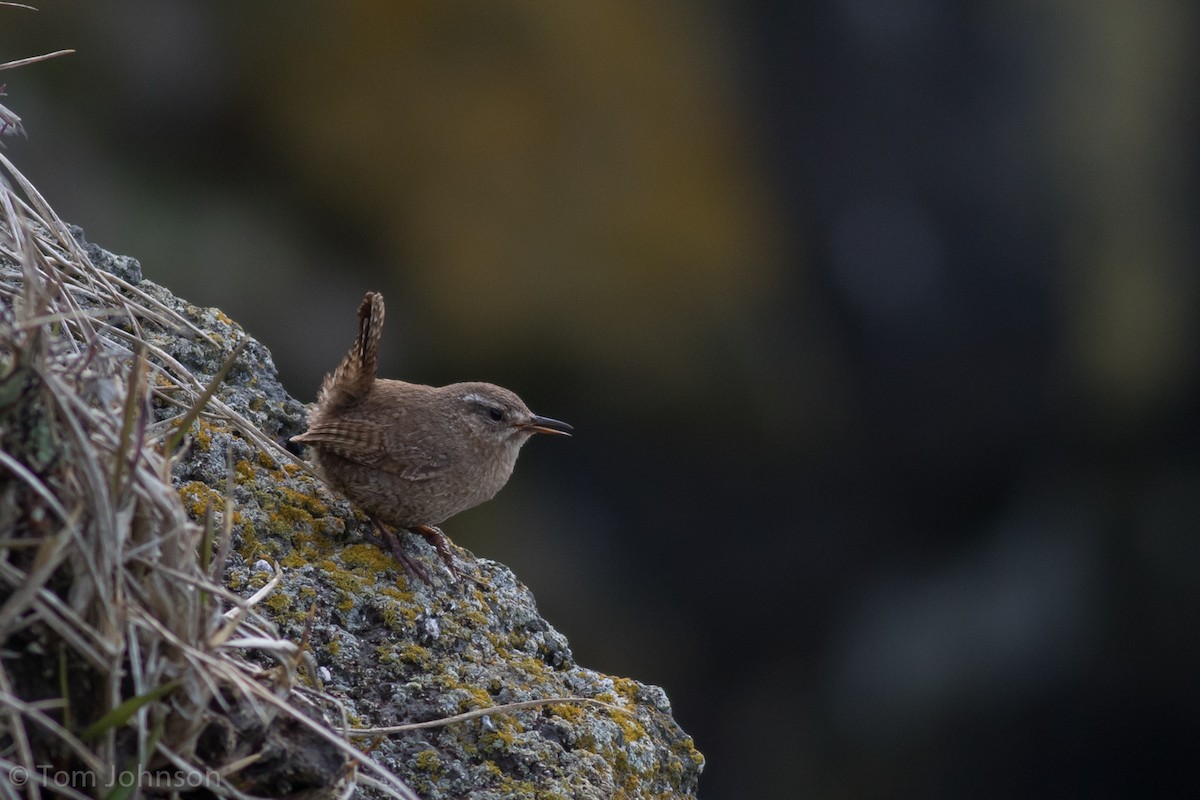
<box><xmin>365</xmin><ymin>515</ymin><xmax>432</xmax><ymax>585</ymax></box>
<box><xmin>410</xmin><ymin>524</ymin><xmax>462</xmax><ymax>580</ymax></box>
<box><xmin>362</xmin><ymin>518</ymin><xmax>487</xmax><ymax>588</ymax></box>
<box><xmin>410</xmin><ymin>525</ymin><xmax>490</xmax><ymax>588</ymax></box>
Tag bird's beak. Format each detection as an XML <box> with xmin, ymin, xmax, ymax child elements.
<box><xmin>520</xmin><ymin>415</ymin><xmax>573</xmax><ymax>436</ymax></box>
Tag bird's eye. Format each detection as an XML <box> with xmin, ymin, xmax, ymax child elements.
<box><xmin>487</xmin><ymin>406</ymin><xmax>504</xmax><ymax>422</ymax></box>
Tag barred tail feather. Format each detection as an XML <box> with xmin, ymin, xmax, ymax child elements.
<box><xmin>315</xmin><ymin>291</ymin><xmax>384</xmax><ymax>412</ymax></box>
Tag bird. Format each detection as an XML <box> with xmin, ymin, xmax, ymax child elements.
<box><xmin>291</xmin><ymin>291</ymin><xmax>572</xmax><ymax>582</ymax></box>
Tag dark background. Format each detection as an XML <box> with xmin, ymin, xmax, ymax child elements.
<box><xmin>7</xmin><ymin>3</ymin><xmax>1200</xmax><ymax>797</ymax></box>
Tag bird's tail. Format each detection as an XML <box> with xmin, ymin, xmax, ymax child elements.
<box><xmin>315</xmin><ymin>291</ymin><xmax>384</xmax><ymax>411</ymax></box>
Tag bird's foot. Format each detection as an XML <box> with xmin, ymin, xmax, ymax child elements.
<box><xmin>365</xmin><ymin>516</ymin><xmax>433</xmax><ymax>585</ymax></box>
<box><xmin>363</xmin><ymin>518</ymin><xmax>487</xmax><ymax>588</ymax></box>
<box><xmin>411</xmin><ymin>524</ymin><xmax>489</xmax><ymax>588</ymax></box>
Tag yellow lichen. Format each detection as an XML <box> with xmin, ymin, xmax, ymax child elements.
<box><xmin>234</xmin><ymin>459</ymin><xmax>256</xmax><ymax>483</ymax></box>
<box><xmin>280</xmin><ymin>550</ymin><xmax>307</xmax><ymax>569</ymax></box>
<box><xmin>379</xmin><ymin>585</ymin><xmax>415</xmax><ymax>604</ymax></box>
<box><xmin>396</xmin><ymin>643</ymin><xmax>433</xmax><ymax>668</ymax></box>
<box><xmin>375</xmin><ymin>644</ymin><xmax>401</xmax><ymax>666</ymax></box>
<box><xmin>480</xmin><ymin>726</ymin><xmax>521</xmax><ymax>752</ymax></box>
<box><xmin>270</xmin><ymin>502</ymin><xmax>317</xmax><ymax>534</ymax></box>
<box><xmin>413</xmin><ymin>749</ymin><xmax>442</xmax><ymax>776</ymax></box>
<box><xmin>547</xmin><ymin>704</ymin><xmax>585</xmax><ymax>724</ymax></box>
<box><xmin>613</xmin><ymin>712</ymin><xmax>647</xmax><ymax>743</ymax></box>
<box><xmin>458</xmin><ymin>686</ymin><xmax>493</xmax><ymax>710</ymax></box>
<box><xmin>245</xmin><ymin>571</ymin><xmax>270</xmax><ymax>590</ymax></box>
<box><xmin>339</xmin><ymin>543</ymin><xmax>392</xmax><ymax>572</ymax></box>
<box><xmin>610</xmin><ymin>677</ymin><xmax>641</xmax><ymax>704</ymax></box>
<box><xmin>194</xmin><ymin>419</ymin><xmax>215</xmax><ymax>451</ymax></box>
<box><xmin>513</xmin><ymin>656</ymin><xmax>550</xmax><ymax>681</ymax></box>
<box><xmin>178</xmin><ymin>481</ymin><xmax>223</xmax><ymax>521</ymax></box>
<box><xmin>322</xmin><ymin>566</ymin><xmax>364</xmax><ymax>595</ymax></box>
<box><xmin>494</xmin><ymin>778</ymin><xmax>539</xmax><ymax>797</ymax></box>
<box><xmin>237</xmin><ymin>524</ymin><xmax>262</xmax><ymax>561</ymax></box>
<box><xmin>277</xmin><ymin>484</ymin><xmax>329</xmax><ymax>518</ymax></box>
<box><xmin>264</xmin><ymin>593</ymin><xmax>291</xmax><ymax>614</ymax></box>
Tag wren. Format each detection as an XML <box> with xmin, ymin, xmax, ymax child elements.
<box><xmin>292</xmin><ymin>291</ymin><xmax>572</xmax><ymax>582</ymax></box>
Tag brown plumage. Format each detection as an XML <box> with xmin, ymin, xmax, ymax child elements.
<box><xmin>292</xmin><ymin>292</ymin><xmax>571</xmax><ymax>580</ymax></box>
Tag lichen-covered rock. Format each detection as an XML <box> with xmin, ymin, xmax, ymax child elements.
<box><xmin>80</xmin><ymin>234</ymin><xmax>704</xmax><ymax>798</ymax></box>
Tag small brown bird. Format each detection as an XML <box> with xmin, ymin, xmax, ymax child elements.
<box><xmin>292</xmin><ymin>291</ymin><xmax>571</xmax><ymax>582</ymax></box>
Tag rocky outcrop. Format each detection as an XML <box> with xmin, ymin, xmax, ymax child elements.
<box><xmin>0</xmin><ymin>223</ymin><xmax>702</xmax><ymax>799</ymax></box>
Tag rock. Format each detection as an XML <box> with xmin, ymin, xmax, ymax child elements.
<box><xmin>78</xmin><ymin>234</ymin><xmax>705</xmax><ymax>799</ymax></box>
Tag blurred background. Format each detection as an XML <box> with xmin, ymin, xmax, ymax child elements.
<box><xmin>6</xmin><ymin>2</ymin><xmax>1200</xmax><ymax>797</ymax></box>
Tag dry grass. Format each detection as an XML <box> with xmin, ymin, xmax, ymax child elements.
<box><xmin>0</xmin><ymin>46</ymin><xmax>418</xmax><ymax>800</ymax></box>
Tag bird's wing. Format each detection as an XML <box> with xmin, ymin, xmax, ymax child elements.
<box><xmin>293</xmin><ymin>421</ymin><xmax>449</xmax><ymax>482</ymax></box>
<box><xmin>388</xmin><ymin>444</ymin><xmax>452</xmax><ymax>481</ymax></box>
